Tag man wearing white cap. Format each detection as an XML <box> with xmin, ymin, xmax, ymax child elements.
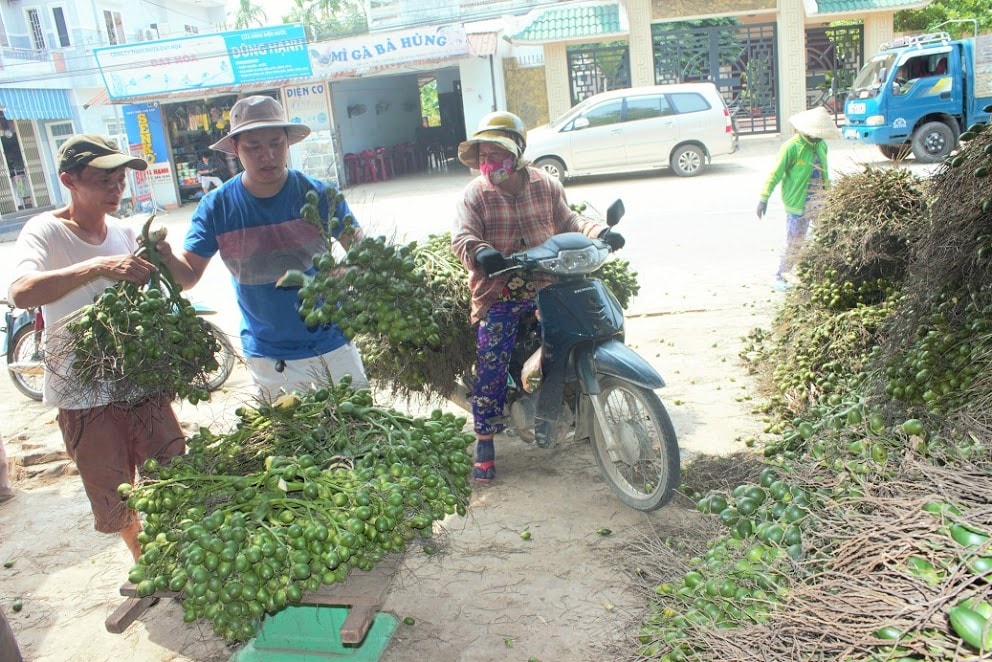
<box><xmin>756</xmin><ymin>106</ymin><xmax>839</xmax><ymax>290</ymax></box>
<box><xmin>160</xmin><ymin>95</ymin><xmax>368</xmax><ymax>398</ymax></box>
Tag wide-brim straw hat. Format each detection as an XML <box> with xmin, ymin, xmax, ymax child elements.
<box><xmin>788</xmin><ymin>106</ymin><xmax>840</xmax><ymax>140</ymax></box>
<box><xmin>210</xmin><ymin>95</ymin><xmax>311</xmax><ymax>154</ymax></box>
<box><xmin>457</xmin><ymin>130</ymin><xmax>522</xmax><ymax>169</ymax></box>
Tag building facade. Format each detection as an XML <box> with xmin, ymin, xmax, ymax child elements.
<box><xmin>0</xmin><ymin>0</ymin><xmax>932</xmax><ymax>220</ymax></box>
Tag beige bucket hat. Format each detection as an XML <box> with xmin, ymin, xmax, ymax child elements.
<box><xmin>457</xmin><ymin>131</ymin><xmax>522</xmax><ymax>169</ymax></box>
<box><xmin>210</xmin><ymin>95</ymin><xmax>311</xmax><ymax>154</ymax></box>
<box><xmin>788</xmin><ymin>106</ymin><xmax>841</xmax><ymax>140</ymax></box>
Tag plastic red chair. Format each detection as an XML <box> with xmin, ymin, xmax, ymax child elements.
<box><xmin>344</xmin><ymin>153</ymin><xmax>363</xmax><ymax>185</ymax></box>
<box><xmin>374</xmin><ymin>147</ymin><xmax>393</xmax><ymax>180</ymax></box>
<box><xmin>359</xmin><ymin>149</ymin><xmax>379</xmax><ymax>182</ymax></box>
<box><xmin>393</xmin><ymin>143</ymin><xmax>416</xmax><ymax>175</ymax></box>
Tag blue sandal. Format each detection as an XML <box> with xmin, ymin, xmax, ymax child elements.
<box><xmin>472</xmin><ymin>460</ymin><xmax>495</xmax><ymax>483</ymax></box>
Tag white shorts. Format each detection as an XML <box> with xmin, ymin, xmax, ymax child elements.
<box><xmin>246</xmin><ymin>343</ymin><xmax>369</xmax><ymax>401</ymax></box>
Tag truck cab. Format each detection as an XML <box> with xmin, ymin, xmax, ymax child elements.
<box><xmin>843</xmin><ymin>32</ymin><xmax>988</xmax><ymax>163</ymax></box>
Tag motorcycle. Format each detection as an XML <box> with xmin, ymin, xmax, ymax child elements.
<box><xmin>2</xmin><ymin>298</ymin><xmax>237</xmax><ymax>402</ymax></box>
<box><xmin>450</xmin><ymin>200</ymin><xmax>681</xmax><ymax>511</ymax></box>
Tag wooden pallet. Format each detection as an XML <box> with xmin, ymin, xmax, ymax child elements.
<box><xmin>106</xmin><ymin>554</ymin><xmax>400</xmax><ymax>644</ymax></box>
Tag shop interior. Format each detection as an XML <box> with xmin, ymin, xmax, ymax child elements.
<box><xmin>156</xmin><ymin>69</ymin><xmax>469</xmax><ymax>199</ymax></box>
<box><xmin>161</xmin><ymin>92</ymin><xmax>280</xmax><ymax>203</ymax></box>
<box><xmin>330</xmin><ymin>67</ymin><xmax>467</xmax><ymax>186</ymax></box>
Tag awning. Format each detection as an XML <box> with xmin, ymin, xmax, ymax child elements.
<box><xmin>0</xmin><ymin>87</ymin><xmax>72</xmax><ymax>120</ymax></box>
<box><xmin>83</xmin><ymin>77</ymin><xmax>319</xmax><ymax>109</ymax></box>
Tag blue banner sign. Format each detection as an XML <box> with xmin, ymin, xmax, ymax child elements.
<box><xmin>95</xmin><ymin>24</ymin><xmax>312</xmax><ymax>100</ymax></box>
<box><xmin>123</xmin><ymin>102</ymin><xmax>168</xmax><ymax>164</ymax></box>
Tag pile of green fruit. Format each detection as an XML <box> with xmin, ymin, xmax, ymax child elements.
<box><xmin>65</xmin><ymin>217</ymin><xmax>221</xmax><ymax>405</ymax></box>
<box><xmin>276</xmin><ymin>189</ymin><xmax>641</xmax><ymax>401</ymax></box>
<box><xmin>122</xmin><ymin>377</ymin><xmax>474</xmax><ymax>642</ymax></box>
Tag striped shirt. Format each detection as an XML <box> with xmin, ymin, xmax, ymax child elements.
<box><xmin>452</xmin><ymin>167</ymin><xmax>605</xmax><ymax>323</ymax></box>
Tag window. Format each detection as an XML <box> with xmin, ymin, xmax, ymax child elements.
<box><xmin>47</xmin><ymin>121</ymin><xmax>74</xmax><ymax>153</ymax></box>
<box><xmin>185</xmin><ymin>25</ymin><xmax>199</xmax><ymax>35</ymax></box>
<box><xmin>669</xmin><ymin>93</ymin><xmax>711</xmax><ymax>114</ymax></box>
<box><xmin>624</xmin><ymin>95</ymin><xmax>672</xmax><ymax>122</ymax></box>
<box><xmin>104</xmin><ymin>10</ymin><xmax>125</xmax><ymax>45</ymax></box>
<box><xmin>26</xmin><ymin>9</ymin><xmax>45</xmax><ymax>50</ymax></box>
<box><xmin>579</xmin><ymin>100</ymin><xmax>623</xmax><ymax>129</ymax></box>
<box><xmin>52</xmin><ymin>7</ymin><xmax>70</xmax><ymax>47</ymax></box>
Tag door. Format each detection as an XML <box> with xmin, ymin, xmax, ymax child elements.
<box><xmin>567</xmin><ymin>98</ymin><xmax>623</xmax><ymax>173</ymax></box>
<box><xmin>621</xmin><ymin>93</ymin><xmax>678</xmax><ymax>168</ymax></box>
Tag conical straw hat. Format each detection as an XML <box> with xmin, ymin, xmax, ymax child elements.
<box><xmin>788</xmin><ymin>106</ymin><xmax>840</xmax><ymax>140</ymax></box>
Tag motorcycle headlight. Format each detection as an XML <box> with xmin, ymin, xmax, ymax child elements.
<box><xmin>536</xmin><ymin>244</ymin><xmax>609</xmax><ymax>275</ymax></box>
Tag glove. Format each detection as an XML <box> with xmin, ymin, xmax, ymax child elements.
<box><xmin>476</xmin><ymin>247</ymin><xmax>508</xmax><ymax>275</ymax></box>
<box><xmin>756</xmin><ymin>201</ymin><xmax>768</xmax><ymax>219</ymax></box>
<box><xmin>600</xmin><ymin>229</ymin><xmax>625</xmax><ymax>251</ymax></box>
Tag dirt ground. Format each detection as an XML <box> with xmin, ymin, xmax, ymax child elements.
<box><xmin>0</xmin><ymin>286</ymin><xmax>776</xmax><ymax>662</ymax></box>
<box><xmin>0</xmin><ymin>144</ymin><xmax>822</xmax><ymax>661</ymax></box>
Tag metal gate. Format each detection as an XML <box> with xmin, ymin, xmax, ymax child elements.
<box><xmin>805</xmin><ymin>25</ymin><xmax>864</xmax><ymax>122</ymax></box>
<box><xmin>566</xmin><ymin>42</ymin><xmax>630</xmax><ymax>105</ymax></box>
<box><xmin>652</xmin><ymin>22</ymin><xmax>779</xmax><ymax>135</ymax></box>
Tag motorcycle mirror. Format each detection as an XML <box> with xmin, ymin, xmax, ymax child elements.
<box><xmin>606</xmin><ymin>199</ymin><xmax>625</xmax><ymax>227</ymax></box>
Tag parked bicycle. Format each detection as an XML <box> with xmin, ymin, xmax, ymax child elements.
<box><xmin>2</xmin><ymin>298</ymin><xmax>236</xmax><ymax>402</ymax></box>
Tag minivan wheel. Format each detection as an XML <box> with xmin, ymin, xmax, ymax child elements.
<box><xmin>671</xmin><ymin>145</ymin><xmax>705</xmax><ymax>177</ymax></box>
<box><xmin>535</xmin><ymin>157</ymin><xmax>566</xmax><ymax>183</ymax></box>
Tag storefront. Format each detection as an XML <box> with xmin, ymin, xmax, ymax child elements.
<box><xmin>93</xmin><ymin>24</ymin><xmax>313</xmax><ymax>209</ymax></box>
<box><xmin>89</xmin><ymin>21</ymin><xmax>497</xmax><ymax>203</ymax></box>
<box><xmin>0</xmin><ymin>87</ymin><xmax>73</xmax><ymax>218</ymax></box>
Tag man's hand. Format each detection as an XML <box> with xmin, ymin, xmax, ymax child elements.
<box><xmin>600</xmin><ymin>229</ymin><xmax>625</xmax><ymax>251</ymax></box>
<box><xmin>756</xmin><ymin>201</ymin><xmax>768</xmax><ymax>219</ymax></box>
<box><xmin>476</xmin><ymin>247</ymin><xmax>507</xmax><ymax>275</ymax></box>
<box><xmin>102</xmin><ymin>254</ymin><xmax>156</xmax><ymax>285</ymax></box>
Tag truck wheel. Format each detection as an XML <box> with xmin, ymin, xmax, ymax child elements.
<box><xmin>911</xmin><ymin>122</ymin><xmax>955</xmax><ymax>163</ymax></box>
<box><xmin>878</xmin><ymin>144</ymin><xmax>910</xmax><ymax>161</ymax></box>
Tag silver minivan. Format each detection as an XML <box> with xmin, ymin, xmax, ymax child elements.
<box><xmin>524</xmin><ymin>83</ymin><xmax>738</xmax><ymax>182</ymax></box>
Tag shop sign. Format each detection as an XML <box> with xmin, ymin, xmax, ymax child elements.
<box><xmin>123</xmin><ymin>102</ymin><xmax>168</xmax><ymax>165</ymax></box>
<box><xmin>309</xmin><ymin>25</ymin><xmax>468</xmax><ymax>78</ymax></box>
<box><xmin>95</xmin><ymin>24</ymin><xmax>312</xmax><ymax>100</ymax></box>
<box><xmin>283</xmin><ymin>83</ymin><xmax>331</xmax><ymax>132</ymax></box>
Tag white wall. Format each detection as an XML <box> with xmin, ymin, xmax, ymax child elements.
<box><xmin>458</xmin><ymin>53</ymin><xmax>505</xmax><ymax>139</ymax></box>
<box><xmin>331</xmin><ymin>74</ymin><xmax>424</xmax><ymax>155</ymax></box>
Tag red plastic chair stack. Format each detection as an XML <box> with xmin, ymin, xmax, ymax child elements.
<box><xmin>344</xmin><ymin>153</ymin><xmax>362</xmax><ymax>185</ymax></box>
<box><xmin>374</xmin><ymin>147</ymin><xmax>393</xmax><ymax>181</ymax></box>
<box><xmin>393</xmin><ymin>143</ymin><xmax>417</xmax><ymax>175</ymax></box>
<box><xmin>359</xmin><ymin>149</ymin><xmax>379</xmax><ymax>183</ymax></box>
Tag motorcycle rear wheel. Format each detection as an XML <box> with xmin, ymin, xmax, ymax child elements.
<box><xmin>203</xmin><ymin>322</ymin><xmax>236</xmax><ymax>392</ymax></box>
<box><xmin>8</xmin><ymin>324</ymin><xmax>45</xmax><ymax>401</ymax></box>
<box><xmin>589</xmin><ymin>376</ymin><xmax>680</xmax><ymax>511</ymax></box>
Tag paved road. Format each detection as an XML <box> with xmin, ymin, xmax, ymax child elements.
<box><xmin>1</xmin><ymin>135</ymin><xmax>930</xmax><ymax>352</ymax></box>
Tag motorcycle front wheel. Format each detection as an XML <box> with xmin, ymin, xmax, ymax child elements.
<box><xmin>8</xmin><ymin>324</ymin><xmax>45</xmax><ymax>401</ymax></box>
<box><xmin>589</xmin><ymin>376</ymin><xmax>680</xmax><ymax>511</ymax></box>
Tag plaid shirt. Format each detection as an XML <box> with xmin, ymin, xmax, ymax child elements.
<box><xmin>452</xmin><ymin>166</ymin><xmax>605</xmax><ymax>323</ymax></box>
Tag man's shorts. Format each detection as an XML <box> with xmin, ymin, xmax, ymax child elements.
<box><xmin>246</xmin><ymin>343</ymin><xmax>368</xmax><ymax>401</ymax></box>
<box><xmin>57</xmin><ymin>396</ymin><xmax>184</xmax><ymax>533</ymax></box>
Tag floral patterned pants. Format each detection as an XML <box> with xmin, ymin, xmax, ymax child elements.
<box><xmin>472</xmin><ymin>299</ymin><xmax>538</xmax><ymax>436</ymax></box>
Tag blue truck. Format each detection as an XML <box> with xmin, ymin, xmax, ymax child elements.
<box><xmin>843</xmin><ymin>32</ymin><xmax>992</xmax><ymax>162</ymax></box>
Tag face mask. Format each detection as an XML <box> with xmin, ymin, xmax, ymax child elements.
<box><xmin>479</xmin><ymin>157</ymin><xmax>515</xmax><ymax>185</ymax></box>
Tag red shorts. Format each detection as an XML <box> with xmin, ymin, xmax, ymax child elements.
<box><xmin>57</xmin><ymin>397</ymin><xmax>184</xmax><ymax>533</ymax></box>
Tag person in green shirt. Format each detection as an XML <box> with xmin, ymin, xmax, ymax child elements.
<box><xmin>756</xmin><ymin>106</ymin><xmax>839</xmax><ymax>290</ymax></box>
